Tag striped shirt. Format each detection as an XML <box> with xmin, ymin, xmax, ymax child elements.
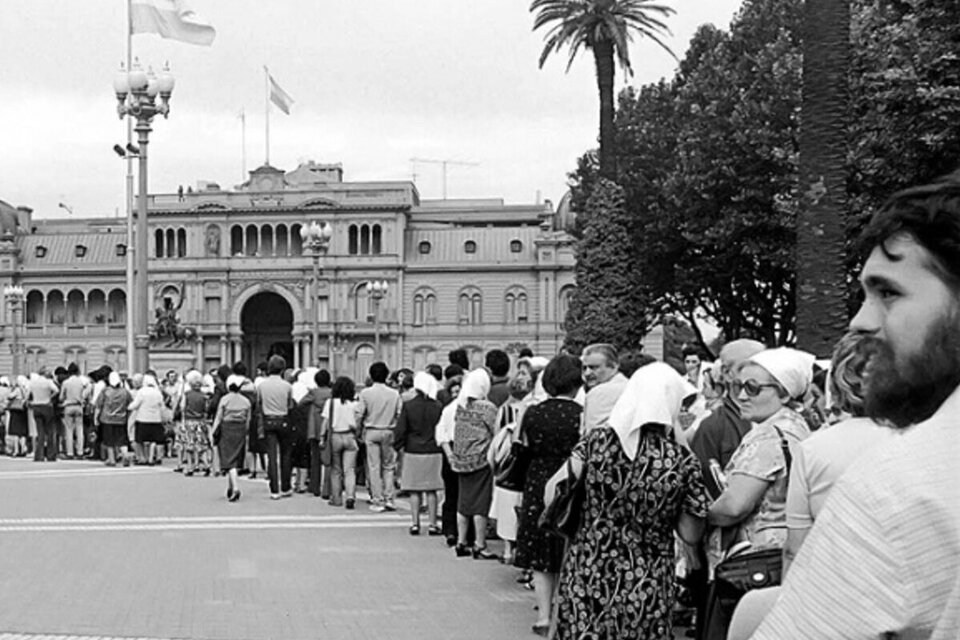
<box><xmin>751</xmin><ymin>384</ymin><xmax>960</xmax><ymax>639</ymax></box>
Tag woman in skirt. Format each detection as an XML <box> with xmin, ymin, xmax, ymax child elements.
<box><xmin>5</xmin><ymin>376</ymin><xmax>30</xmax><ymax>456</ymax></box>
<box><xmin>181</xmin><ymin>370</ymin><xmax>211</xmax><ymax>476</ymax></box>
<box><xmin>128</xmin><ymin>374</ymin><xmax>166</xmax><ymax>465</ymax></box>
<box><xmin>95</xmin><ymin>372</ymin><xmax>132</xmax><ymax>466</ymax></box>
<box><xmin>393</xmin><ymin>372</ymin><xmax>444</xmax><ymax>535</ymax></box>
<box><xmin>213</xmin><ymin>375</ymin><xmax>252</xmax><ymax>501</ymax></box>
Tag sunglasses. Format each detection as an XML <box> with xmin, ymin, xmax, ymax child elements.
<box><xmin>730</xmin><ymin>379</ymin><xmax>780</xmax><ymax>398</ymax></box>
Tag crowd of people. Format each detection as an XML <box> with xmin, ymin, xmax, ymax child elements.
<box><xmin>1</xmin><ymin>173</ymin><xmax>959</xmax><ymax>639</ymax></box>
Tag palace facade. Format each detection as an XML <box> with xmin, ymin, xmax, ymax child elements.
<box><xmin>0</xmin><ymin>161</ymin><xmax>577</xmax><ymax>380</ymax></box>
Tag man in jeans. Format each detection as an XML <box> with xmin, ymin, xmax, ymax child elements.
<box><xmin>356</xmin><ymin>362</ymin><xmax>402</xmax><ymax>512</ymax></box>
<box><xmin>28</xmin><ymin>368</ymin><xmax>60</xmax><ymax>462</ymax></box>
<box><xmin>59</xmin><ymin>363</ymin><xmax>87</xmax><ymax>459</ymax></box>
<box><xmin>257</xmin><ymin>354</ymin><xmax>295</xmax><ymax>500</ymax></box>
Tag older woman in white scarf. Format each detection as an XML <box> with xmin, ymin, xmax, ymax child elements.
<box><xmin>393</xmin><ymin>371</ymin><xmax>445</xmax><ymax>534</ymax></box>
<box><xmin>438</xmin><ymin>368</ymin><xmax>500</xmax><ymax>559</ymax></box>
<box><xmin>4</xmin><ymin>376</ymin><xmax>31</xmax><ymax>456</ymax></box>
<box><xmin>549</xmin><ymin>362</ymin><xmax>709</xmax><ymax>640</ymax></box>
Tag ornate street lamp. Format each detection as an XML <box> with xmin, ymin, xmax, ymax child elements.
<box><xmin>366</xmin><ymin>280</ymin><xmax>388</xmax><ymax>361</ymax></box>
<box><xmin>4</xmin><ymin>284</ymin><xmax>25</xmax><ymax>377</ymax></box>
<box><xmin>113</xmin><ymin>59</ymin><xmax>175</xmax><ymax>373</ymax></box>
<box><xmin>300</xmin><ymin>221</ymin><xmax>333</xmax><ymax>369</ymax></box>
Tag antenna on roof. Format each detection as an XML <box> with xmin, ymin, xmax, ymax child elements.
<box><xmin>409</xmin><ymin>158</ymin><xmax>479</xmax><ymax>200</ymax></box>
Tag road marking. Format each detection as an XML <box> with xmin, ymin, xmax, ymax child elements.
<box><xmin>0</xmin><ymin>634</ymin><xmax>174</xmax><ymax>640</ymax></box>
<box><xmin>0</xmin><ymin>467</ymin><xmax>164</xmax><ymax>480</ymax></box>
<box><xmin>0</xmin><ymin>514</ymin><xmax>409</xmax><ymax>532</ymax></box>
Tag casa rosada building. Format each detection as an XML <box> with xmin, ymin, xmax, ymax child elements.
<box><xmin>0</xmin><ymin>161</ymin><xmax>577</xmax><ymax>380</ymax></box>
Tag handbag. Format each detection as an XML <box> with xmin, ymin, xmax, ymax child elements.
<box><xmin>494</xmin><ymin>422</ymin><xmax>531</xmax><ymax>491</ymax></box>
<box><xmin>713</xmin><ymin>546</ymin><xmax>783</xmax><ymax>595</ymax></box>
<box><xmin>538</xmin><ymin>456</ymin><xmax>586</xmax><ymax>541</ymax></box>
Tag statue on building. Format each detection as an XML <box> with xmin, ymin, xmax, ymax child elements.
<box><xmin>152</xmin><ymin>286</ymin><xmax>195</xmax><ymax>346</ymax></box>
<box><xmin>204</xmin><ymin>224</ymin><xmax>221</xmax><ymax>256</ymax></box>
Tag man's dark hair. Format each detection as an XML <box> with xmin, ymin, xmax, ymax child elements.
<box><xmin>448</xmin><ymin>348</ymin><xmax>470</xmax><ymax>370</ymax></box>
<box><xmin>232</xmin><ymin>361</ymin><xmax>248</xmax><ymax>376</ymax></box>
<box><xmin>859</xmin><ymin>172</ymin><xmax>960</xmax><ymax>291</ymax></box>
<box><xmin>518</xmin><ymin>347</ymin><xmax>534</xmax><ymax>359</ymax></box>
<box><xmin>542</xmin><ymin>354</ymin><xmax>584</xmax><ymax>397</ymax></box>
<box><xmin>681</xmin><ymin>345</ymin><xmax>702</xmax><ymax>360</ymax></box>
<box><xmin>426</xmin><ymin>363</ymin><xmax>443</xmax><ymax>381</ymax></box>
<box><xmin>369</xmin><ymin>361</ymin><xmax>389</xmax><ymax>384</ymax></box>
<box><xmin>67</xmin><ymin>362</ymin><xmax>80</xmax><ymax>376</ymax></box>
<box><xmin>314</xmin><ymin>369</ymin><xmax>332</xmax><ymax>388</ymax></box>
<box><xmin>256</xmin><ymin>361</ymin><xmax>269</xmax><ymax>375</ymax></box>
<box><xmin>267</xmin><ymin>355</ymin><xmax>286</xmax><ymax>375</ymax></box>
<box><xmin>485</xmin><ymin>349</ymin><xmax>511</xmax><ymax>377</ymax></box>
<box><xmin>331</xmin><ymin>376</ymin><xmax>356</xmax><ymax>402</ymax></box>
<box><xmin>620</xmin><ymin>352</ymin><xmax>657</xmax><ymax>378</ymax></box>
<box><xmin>443</xmin><ymin>363</ymin><xmax>464</xmax><ymax>380</ymax></box>
<box><xmin>216</xmin><ymin>364</ymin><xmax>232</xmax><ymax>382</ymax></box>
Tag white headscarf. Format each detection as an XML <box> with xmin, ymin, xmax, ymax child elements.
<box><xmin>747</xmin><ymin>347</ymin><xmax>816</xmax><ymax>400</ymax></box>
<box><xmin>142</xmin><ymin>374</ymin><xmax>158</xmax><ymax>388</ymax></box>
<box><xmin>292</xmin><ymin>369</ymin><xmax>315</xmax><ymax>403</ymax></box>
<box><xmin>456</xmin><ymin>368</ymin><xmax>491</xmax><ymax>407</ymax></box>
<box><xmin>606</xmin><ymin>362</ymin><xmax>697</xmax><ymax>460</ymax></box>
<box><xmin>413</xmin><ymin>371</ymin><xmax>440</xmax><ymax>400</ymax></box>
<box><xmin>225</xmin><ymin>374</ymin><xmax>245</xmax><ymax>392</ymax></box>
<box><xmin>108</xmin><ymin>371</ymin><xmax>122</xmax><ymax>388</ymax></box>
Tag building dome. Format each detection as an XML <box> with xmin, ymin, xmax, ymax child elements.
<box><xmin>554</xmin><ymin>190</ymin><xmax>577</xmax><ymax>233</ymax></box>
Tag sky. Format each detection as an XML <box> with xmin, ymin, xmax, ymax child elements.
<box><xmin>0</xmin><ymin>0</ymin><xmax>744</xmax><ymax>220</ymax></box>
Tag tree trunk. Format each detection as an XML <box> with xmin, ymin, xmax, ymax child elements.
<box><xmin>796</xmin><ymin>0</ymin><xmax>850</xmax><ymax>356</ymax></box>
<box><xmin>593</xmin><ymin>40</ymin><xmax>617</xmax><ymax>180</ymax></box>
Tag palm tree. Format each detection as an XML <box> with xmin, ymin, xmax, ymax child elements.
<box><xmin>795</xmin><ymin>0</ymin><xmax>850</xmax><ymax>356</ymax></box>
<box><xmin>531</xmin><ymin>0</ymin><xmax>675</xmax><ymax>179</ymax></box>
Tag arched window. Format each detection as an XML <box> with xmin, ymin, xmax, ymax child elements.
<box><xmin>372</xmin><ymin>224</ymin><xmax>382</xmax><ymax>254</ymax></box>
<box><xmin>464</xmin><ymin>240</ymin><xmax>477</xmax><ymax>254</ymax></box>
<box><xmin>348</xmin><ymin>225</ymin><xmax>359</xmax><ymax>255</ymax></box>
<box><xmin>47</xmin><ymin>290</ymin><xmax>65</xmax><ymax>325</ymax></box>
<box><xmin>25</xmin><ymin>290</ymin><xmax>43</xmax><ymax>325</ymax></box>
<box><xmin>353</xmin><ymin>283</ymin><xmax>371</xmax><ymax>322</ymax></box>
<box><xmin>261</xmin><ymin>225</ymin><xmax>274</xmax><ymax>256</ymax></box>
<box><xmin>413</xmin><ymin>293</ymin><xmax>425</xmax><ymax>326</ymax></box>
<box><xmin>177</xmin><ymin>228</ymin><xmax>187</xmax><ymax>257</ymax></box>
<box><xmin>425</xmin><ymin>293</ymin><xmax>437</xmax><ymax>324</ymax></box>
<box><xmin>290</xmin><ymin>223</ymin><xmax>304</xmax><ymax>256</ymax></box>
<box><xmin>107</xmin><ymin>289</ymin><xmax>126</xmax><ymax>325</ymax></box>
<box><xmin>412</xmin><ymin>288</ymin><xmax>437</xmax><ymax>327</ymax></box>
<box><xmin>88</xmin><ymin>289</ymin><xmax>107</xmax><ymax>324</ymax></box>
<box><xmin>230</xmin><ymin>225</ymin><xmax>243</xmax><ymax>256</ymax></box>
<box><xmin>355</xmin><ymin>344</ymin><xmax>375</xmax><ymax>382</ymax></box>
<box><xmin>154</xmin><ymin>229</ymin><xmax>164</xmax><ymax>258</ymax></box>
<box><xmin>505</xmin><ymin>287</ymin><xmax>529</xmax><ymax>324</ymax></box>
<box><xmin>458</xmin><ymin>288</ymin><xmax>482</xmax><ymax>325</ymax></box>
<box><xmin>66</xmin><ymin>289</ymin><xmax>85</xmax><ymax>325</ymax></box>
<box><xmin>418</xmin><ymin>241</ymin><xmax>431</xmax><ymax>254</ymax></box>
<box><xmin>360</xmin><ymin>224</ymin><xmax>370</xmax><ymax>255</ymax></box>
<box><xmin>517</xmin><ymin>293</ymin><xmax>528</xmax><ymax>322</ymax></box>
<box><xmin>165</xmin><ymin>228</ymin><xmax>175</xmax><ymax>258</ymax></box>
<box><xmin>245</xmin><ymin>224</ymin><xmax>258</xmax><ymax>256</ymax></box>
<box><xmin>276</xmin><ymin>224</ymin><xmax>289</xmax><ymax>256</ymax></box>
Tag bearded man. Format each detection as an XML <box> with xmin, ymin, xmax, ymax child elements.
<box><xmin>751</xmin><ymin>174</ymin><xmax>960</xmax><ymax>639</ymax></box>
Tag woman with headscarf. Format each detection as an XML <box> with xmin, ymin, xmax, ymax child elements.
<box><xmin>551</xmin><ymin>362</ymin><xmax>709</xmax><ymax>640</ymax></box>
<box><xmin>180</xmin><ymin>370</ymin><xmax>211</xmax><ymax>476</ymax></box>
<box><xmin>436</xmin><ymin>373</ymin><xmax>465</xmax><ymax>546</ymax></box>
<box><xmin>213</xmin><ymin>374</ymin><xmax>252</xmax><ymax>501</ymax></box>
<box><xmin>5</xmin><ymin>376</ymin><xmax>30</xmax><ymax>457</ymax></box>
<box><xmin>487</xmin><ymin>356</ymin><xmax>549</xmax><ymax>565</ymax></box>
<box><xmin>513</xmin><ymin>355</ymin><xmax>584</xmax><ymax>635</ymax></box>
<box><xmin>393</xmin><ymin>371</ymin><xmax>444</xmax><ymax>535</ymax></box>
<box><xmin>439</xmin><ymin>368</ymin><xmax>499</xmax><ymax>558</ymax></box>
<box><xmin>290</xmin><ymin>369</ymin><xmax>315</xmax><ymax>493</ymax></box>
<box><xmin>702</xmin><ymin>347</ymin><xmax>814</xmax><ymax>640</ymax></box>
<box><xmin>128</xmin><ymin>373</ymin><xmax>166</xmax><ymax>465</ymax></box>
<box><xmin>95</xmin><ymin>372</ymin><xmax>133</xmax><ymax>466</ymax></box>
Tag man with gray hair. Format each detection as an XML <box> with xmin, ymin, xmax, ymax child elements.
<box><xmin>581</xmin><ymin>343</ymin><xmax>629</xmax><ymax>432</ymax></box>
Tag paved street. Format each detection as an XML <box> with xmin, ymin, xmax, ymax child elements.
<box><xmin>0</xmin><ymin>457</ymin><xmax>536</xmax><ymax>640</ymax></box>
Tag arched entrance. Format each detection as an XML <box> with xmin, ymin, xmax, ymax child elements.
<box><xmin>241</xmin><ymin>292</ymin><xmax>293</xmax><ymax>373</ymax></box>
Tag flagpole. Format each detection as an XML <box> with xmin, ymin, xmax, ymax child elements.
<box><xmin>125</xmin><ymin>0</ymin><xmax>136</xmax><ymax>372</ymax></box>
<box><xmin>264</xmin><ymin>66</ymin><xmax>270</xmax><ymax>166</ymax></box>
<box><xmin>239</xmin><ymin>108</ymin><xmax>246</xmax><ymax>181</ymax></box>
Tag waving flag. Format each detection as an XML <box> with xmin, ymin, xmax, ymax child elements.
<box><xmin>268</xmin><ymin>72</ymin><xmax>294</xmax><ymax>115</ymax></box>
<box><xmin>130</xmin><ymin>0</ymin><xmax>216</xmax><ymax>46</ymax></box>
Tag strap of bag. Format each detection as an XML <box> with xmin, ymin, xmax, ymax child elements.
<box><xmin>772</xmin><ymin>425</ymin><xmax>792</xmax><ymax>475</ymax></box>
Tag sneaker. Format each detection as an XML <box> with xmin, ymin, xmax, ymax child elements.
<box><xmin>281</xmin><ymin>490</ymin><xmax>294</xmax><ymax>498</ymax></box>
<box><xmin>270</xmin><ymin>493</ymin><xmax>282</xmax><ymax>500</ymax></box>
<box><xmin>383</xmin><ymin>501</ymin><xmax>397</xmax><ymax>512</ymax></box>
<box><xmin>345</xmin><ymin>499</ymin><xmax>355</xmax><ymax>510</ymax></box>
<box><xmin>369</xmin><ymin>504</ymin><xmax>386</xmax><ymax>513</ymax></box>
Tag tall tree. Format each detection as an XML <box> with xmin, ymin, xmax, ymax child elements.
<box><xmin>795</xmin><ymin>0</ymin><xmax>851</xmax><ymax>356</ymax></box>
<box><xmin>531</xmin><ymin>0</ymin><xmax>675</xmax><ymax>179</ymax></box>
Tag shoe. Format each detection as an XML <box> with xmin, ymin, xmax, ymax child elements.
<box><xmin>105</xmin><ymin>461</ymin><xmax>117</xmax><ymax>467</ymax></box>
<box><xmin>517</xmin><ymin>571</ymin><xmax>533</xmax><ymax>584</ymax></box>
<box><xmin>445</xmin><ymin>535</ymin><xmax>457</xmax><ymax>548</ymax></box>
<box><xmin>472</xmin><ymin>546</ymin><xmax>499</xmax><ymax>560</ymax></box>
<box><xmin>173</xmin><ymin>467</ymin><xmax>184</xmax><ymax>473</ymax></box>
<box><xmin>294</xmin><ymin>487</ymin><xmax>307</xmax><ymax>494</ymax></box>
<box><xmin>427</xmin><ymin>525</ymin><xmax>443</xmax><ymax>536</ymax></box>
<box><xmin>383</xmin><ymin>501</ymin><xmax>397</xmax><ymax>512</ymax></box>
<box><xmin>369</xmin><ymin>504</ymin><xmax>386</xmax><ymax>513</ymax></box>
<box><xmin>532</xmin><ymin>623</ymin><xmax>550</xmax><ymax>637</ymax></box>
<box><xmin>455</xmin><ymin>544</ymin><xmax>471</xmax><ymax>558</ymax></box>
<box><xmin>345</xmin><ymin>499</ymin><xmax>355</xmax><ymax>510</ymax></box>
<box><xmin>238</xmin><ymin>468</ymin><xmax>250</xmax><ymax>476</ymax></box>
<box><xmin>409</xmin><ymin>525</ymin><xmax>420</xmax><ymax>536</ymax></box>
<box><xmin>204</xmin><ymin>469</ymin><xmax>212</xmax><ymax>477</ymax></box>
<box><xmin>270</xmin><ymin>493</ymin><xmax>282</xmax><ymax>500</ymax></box>
<box><xmin>184</xmin><ymin>470</ymin><xmax>195</xmax><ymax>477</ymax></box>
<box><xmin>226</xmin><ymin>488</ymin><xmax>234</xmax><ymax>500</ymax></box>
<box><xmin>122</xmin><ymin>457</ymin><xmax>131</xmax><ymax>467</ymax></box>
<box><xmin>229</xmin><ymin>490</ymin><xmax>241</xmax><ymax>503</ymax></box>
<box><xmin>280</xmin><ymin>490</ymin><xmax>293</xmax><ymax>498</ymax></box>
<box><xmin>249</xmin><ymin>471</ymin><xmax>258</xmax><ymax>480</ymax></box>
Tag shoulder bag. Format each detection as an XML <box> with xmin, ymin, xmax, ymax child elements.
<box><xmin>494</xmin><ymin>420</ymin><xmax>531</xmax><ymax>492</ymax></box>
<box><xmin>538</xmin><ymin>456</ymin><xmax>586</xmax><ymax>541</ymax></box>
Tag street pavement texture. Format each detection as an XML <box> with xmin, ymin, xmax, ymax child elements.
<box><xmin>0</xmin><ymin>458</ymin><xmax>535</xmax><ymax>640</ymax></box>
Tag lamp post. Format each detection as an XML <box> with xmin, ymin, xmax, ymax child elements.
<box><xmin>4</xmin><ymin>284</ymin><xmax>24</xmax><ymax>378</ymax></box>
<box><xmin>366</xmin><ymin>280</ymin><xmax>388</xmax><ymax>361</ymax></box>
<box><xmin>300</xmin><ymin>221</ymin><xmax>333</xmax><ymax>369</ymax></box>
<box><xmin>113</xmin><ymin>59</ymin><xmax>175</xmax><ymax>374</ymax></box>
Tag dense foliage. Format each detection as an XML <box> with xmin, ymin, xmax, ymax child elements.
<box><xmin>562</xmin><ymin>0</ymin><xmax>960</xmax><ymax>350</ymax></box>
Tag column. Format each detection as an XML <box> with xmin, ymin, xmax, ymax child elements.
<box><xmin>219</xmin><ymin>336</ymin><xmax>229</xmax><ymax>364</ymax></box>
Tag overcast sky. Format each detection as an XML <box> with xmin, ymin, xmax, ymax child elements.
<box><xmin>0</xmin><ymin>0</ymin><xmax>743</xmax><ymax>220</ymax></box>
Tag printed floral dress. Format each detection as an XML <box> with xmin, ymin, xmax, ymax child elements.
<box><xmin>554</xmin><ymin>426</ymin><xmax>709</xmax><ymax>640</ymax></box>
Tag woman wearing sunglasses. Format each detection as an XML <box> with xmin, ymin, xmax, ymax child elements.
<box><xmin>702</xmin><ymin>347</ymin><xmax>815</xmax><ymax>639</ymax></box>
